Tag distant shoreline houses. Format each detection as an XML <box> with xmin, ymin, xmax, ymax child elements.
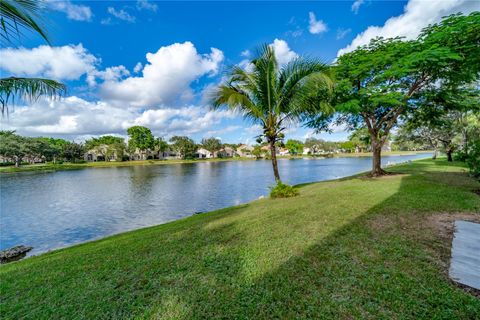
<box><xmin>1</xmin><ymin>142</ymin><xmax>392</xmax><ymax>165</ymax></box>
<box><xmin>82</xmin><ymin>141</ymin><xmax>390</xmax><ymax>162</ymax></box>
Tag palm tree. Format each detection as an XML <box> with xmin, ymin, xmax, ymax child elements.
<box><xmin>0</xmin><ymin>0</ymin><xmax>65</xmax><ymax>115</ymax></box>
<box><xmin>212</xmin><ymin>45</ymin><xmax>333</xmax><ymax>182</ymax></box>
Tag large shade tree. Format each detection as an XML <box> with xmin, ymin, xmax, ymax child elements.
<box><xmin>0</xmin><ymin>0</ymin><xmax>65</xmax><ymax>115</ymax></box>
<box><xmin>127</xmin><ymin>126</ymin><xmax>155</xmax><ymax>159</ymax></box>
<box><xmin>201</xmin><ymin>137</ymin><xmax>222</xmax><ymax>157</ymax></box>
<box><xmin>212</xmin><ymin>45</ymin><xmax>333</xmax><ymax>181</ymax></box>
<box><xmin>169</xmin><ymin>136</ymin><xmax>197</xmax><ymax>159</ymax></box>
<box><xmin>308</xmin><ymin>13</ymin><xmax>480</xmax><ymax>176</ymax></box>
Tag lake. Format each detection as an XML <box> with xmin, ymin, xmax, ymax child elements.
<box><xmin>1</xmin><ymin>153</ymin><xmax>431</xmax><ymax>255</ymax></box>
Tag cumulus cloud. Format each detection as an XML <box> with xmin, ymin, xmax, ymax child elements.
<box><xmin>270</xmin><ymin>39</ymin><xmax>298</xmax><ymax>65</ymax></box>
<box><xmin>100</xmin><ymin>41</ymin><xmax>224</xmax><ymax>107</ymax></box>
<box><xmin>48</xmin><ymin>0</ymin><xmax>92</xmax><ymax>21</ymax></box>
<box><xmin>0</xmin><ymin>44</ymin><xmax>98</xmax><ymax>81</ymax></box>
<box><xmin>237</xmin><ymin>39</ymin><xmax>297</xmax><ymax>72</ymax></box>
<box><xmin>87</xmin><ymin>65</ymin><xmax>130</xmax><ymax>87</ymax></box>
<box><xmin>136</xmin><ymin>0</ymin><xmax>158</xmax><ymax>12</ymax></box>
<box><xmin>0</xmin><ymin>96</ymin><xmax>134</xmax><ymax>136</ymax></box>
<box><xmin>338</xmin><ymin>0</ymin><xmax>480</xmax><ymax>56</ymax></box>
<box><xmin>351</xmin><ymin>0</ymin><xmax>365</xmax><ymax>14</ymax></box>
<box><xmin>0</xmin><ymin>96</ymin><xmax>236</xmax><ymax>139</ymax></box>
<box><xmin>308</xmin><ymin>12</ymin><xmax>328</xmax><ymax>34</ymax></box>
<box><xmin>107</xmin><ymin>7</ymin><xmax>136</xmax><ymax>23</ymax></box>
<box><xmin>133</xmin><ymin>62</ymin><xmax>143</xmax><ymax>73</ymax></box>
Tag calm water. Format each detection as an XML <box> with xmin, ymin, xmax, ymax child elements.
<box><xmin>1</xmin><ymin>154</ymin><xmax>430</xmax><ymax>255</ymax></box>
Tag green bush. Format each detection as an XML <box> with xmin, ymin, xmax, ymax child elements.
<box><xmin>466</xmin><ymin>140</ymin><xmax>480</xmax><ymax>178</ymax></box>
<box><xmin>453</xmin><ymin>151</ymin><xmax>468</xmax><ymax>162</ymax></box>
<box><xmin>269</xmin><ymin>181</ymin><xmax>299</xmax><ymax>198</ymax></box>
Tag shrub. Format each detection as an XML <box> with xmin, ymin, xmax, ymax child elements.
<box><xmin>269</xmin><ymin>181</ymin><xmax>299</xmax><ymax>198</ymax></box>
<box><xmin>453</xmin><ymin>151</ymin><xmax>468</xmax><ymax>162</ymax></box>
<box><xmin>466</xmin><ymin>140</ymin><xmax>480</xmax><ymax>178</ymax></box>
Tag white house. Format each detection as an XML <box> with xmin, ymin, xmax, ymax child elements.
<box><xmin>236</xmin><ymin>145</ymin><xmax>255</xmax><ymax>157</ymax></box>
<box><xmin>278</xmin><ymin>148</ymin><xmax>290</xmax><ymax>156</ymax></box>
<box><xmin>196</xmin><ymin>148</ymin><xmax>213</xmax><ymax>159</ymax></box>
<box><xmin>215</xmin><ymin>146</ymin><xmax>235</xmax><ymax>158</ymax></box>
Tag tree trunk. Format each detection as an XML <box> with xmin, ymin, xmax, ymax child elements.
<box><xmin>14</xmin><ymin>156</ymin><xmax>20</xmax><ymax>167</ymax></box>
<box><xmin>432</xmin><ymin>149</ymin><xmax>437</xmax><ymax>160</ymax></box>
<box><xmin>270</xmin><ymin>139</ymin><xmax>281</xmax><ymax>182</ymax></box>
<box><xmin>371</xmin><ymin>138</ymin><xmax>386</xmax><ymax>176</ymax></box>
<box><xmin>446</xmin><ymin>149</ymin><xmax>453</xmax><ymax>162</ymax></box>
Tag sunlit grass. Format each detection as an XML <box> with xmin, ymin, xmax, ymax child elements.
<box><xmin>0</xmin><ymin>159</ymin><xmax>479</xmax><ymax>319</ymax></box>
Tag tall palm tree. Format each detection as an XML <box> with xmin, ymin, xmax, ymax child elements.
<box><xmin>212</xmin><ymin>45</ymin><xmax>333</xmax><ymax>182</ymax></box>
<box><xmin>0</xmin><ymin>0</ymin><xmax>65</xmax><ymax>115</ymax></box>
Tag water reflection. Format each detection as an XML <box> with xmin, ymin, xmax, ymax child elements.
<box><xmin>0</xmin><ymin>154</ymin><xmax>430</xmax><ymax>255</ymax></box>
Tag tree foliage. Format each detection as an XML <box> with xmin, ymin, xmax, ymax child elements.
<box><xmin>127</xmin><ymin>126</ymin><xmax>155</xmax><ymax>153</ymax></box>
<box><xmin>307</xmin><ymin>12</ymin><xmax>480</xmax><ymax>175</ymax></box>
<box><xmin>0</xmin><ymin>0</ymin><xmax>65</xmax><ymax>115</ymax></box>
<box><xmin>285</xmin><ymin>139</ymin><xmax>304</xmax><ymax>155</ymax></box>
<box><xmin>169</xmin><ymin>136</ymin><xmax>197</xmax><ymax>159</ymax></box>
<box><xmin>201</xmin><ymin>137</ymin><xmax>222</xmax><ymax>154</ymax></box>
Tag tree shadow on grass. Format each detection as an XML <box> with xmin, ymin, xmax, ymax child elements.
<box><xmin>165</xmin><ymin>171</ymin><xmax>480</xmax><ymax>319</ymax></box>
<box><xmin>1</xmin><ymin>171</ymin><xmax>479</xmax><ymax>319</ymax></box>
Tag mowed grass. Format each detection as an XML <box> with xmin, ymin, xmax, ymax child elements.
<box><xmin>1</xmin><ymin>159</ymin><xmax>479</xmax><ymax>319</ymax></box>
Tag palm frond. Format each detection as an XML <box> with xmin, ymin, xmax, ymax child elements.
<box><xmin>0</xmin><ymin>0</ymin><xmax>49</xmax><ymax>44</ymax></box>
<box><xmin>1</xmin><ymin>77</ymin><xmax>66</xmax><ymax>115</ymax></box>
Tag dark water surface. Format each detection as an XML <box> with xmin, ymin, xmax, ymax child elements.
<box><xmin>1</xmin><ymin>154</ymin><xmax>430</xmax><ymax>255</ymax></box>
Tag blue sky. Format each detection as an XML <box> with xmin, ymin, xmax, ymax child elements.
<box><xmin>1</xmin><ymin>0</ymin><xmax>478</xmax><ymax>143</ymax></box>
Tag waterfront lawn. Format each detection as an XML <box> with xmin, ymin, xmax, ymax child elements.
<box><xmin>1</xmin><ymin>159</ymin><xmax>479</xmax><ymax>319</ymax></box>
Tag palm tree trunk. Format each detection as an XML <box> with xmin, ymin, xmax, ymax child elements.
<box><xmin>270</xmin><ymin>139</ymin><xmax>281</xmax><ymax>182</ymax></box>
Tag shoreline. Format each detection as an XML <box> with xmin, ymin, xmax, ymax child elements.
<box><xmin>0</xmin><ymin>150</ymin><xmax>433</xmax><ymax>174</ymax></box>
<box><xmin>2</xmin><ymin>155</ymin><xmax>434</xmax><ymax>260</ymax></box>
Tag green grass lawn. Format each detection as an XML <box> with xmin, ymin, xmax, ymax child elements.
<box><xmin>1</xmin><ymin>159</ymin><xmax>479</xmax><ymax>319</ymax></box>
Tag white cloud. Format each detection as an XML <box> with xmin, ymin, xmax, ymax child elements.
<box><xmin>136</xmin><ymin>0</ymin><xmax>158</xmax><ymax>12</ymax></box>
<box><xmin>0</xmin><ymin>44</ymin><xmax>98</xmax><ymax>81</ymax></box>
<box><xmin>240</xmin><ymin>49</ymin><xmax>250</xmax><ymax>57</ymax></box>
<box><xmin>351</xmin><ymin>0</ymin><xmax>365</xmax><ymax>14</ymax></box>
<box><xmin>338</xmin><ymin>0</ymin><xmax>480</xmax><ymax>56</ymax></box>
<box><xmin>270</xmin><ymin>39</ymin><xmax>298</xmax><ymax>65</ymax></box>
<box><xmin>308</xmin><ymin>12</ymin><xmax>328</xmax><ymax>34</ymax></box>
<box><xmin>288</xmin><ymin>29</ymin><xmax>303</xmax><ymax>38</ymax></box>
<box><xmin>0</xmin><ymin>96</ymin><xmax>134</xmax><ymax>136</ymax></box>
<box><xmin>48</xmin><ymin>0</ymin><xmax>92</xmax><ymax>21</ymax></box>
<box><xmin>100</xmin><ymin>42</ymin><xmax>224</xmax><ymax>107</ymax></box>
<box><xmin>133</xmin><ymin>62</ymin><xmax>143</xmax><ymax>73</ymax></box>
<box><xmin>87</xmin><ymin>65</ymin><xmax>130</xmax><ymax>87</ymax></box>
<box><xmin>107</xmin><ymin>7</ymin><xmax>136</xmax><ymax>23</ymax></box>
<box><xmin>336</xmin><ymin>28</ymin><xmax>352</xmax><ymax>40</ymax></box>
<box><xmin>0</xmin><ymin>96</ymin><xmax>237</xmax><ymax>139</ymax></box>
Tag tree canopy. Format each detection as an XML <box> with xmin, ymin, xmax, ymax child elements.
<box><xmin>169</xmin><ymin>136</ymin><xmax>197</xmax><ymax>159</ymax></box>
<box><xmin>127</xmin><ymin>126</ymin><xmax>155</xmax><ymax>153</ymax></box>
<box><xmin>307</xmin><ymin>12</ymin><xmax>480</xmax><ymax>176</ymax></box>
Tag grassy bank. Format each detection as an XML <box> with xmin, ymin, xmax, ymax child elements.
<box><xmin>1</xmin><ymin>159</ymin><xmax>479</xmax><ymax>319</ymax></box>
<box><xmin>0</xmin><ymin>151</ymin><xmax>432</xmax><ymax>173</ymax></box>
